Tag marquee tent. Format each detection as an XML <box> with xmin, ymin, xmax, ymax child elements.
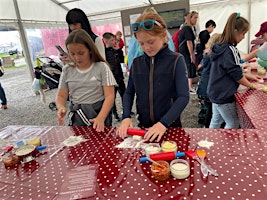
<box><xmin>0</xmin><ymin>0</ymin><xmax>267</xmax><ymax>75</ymax></box>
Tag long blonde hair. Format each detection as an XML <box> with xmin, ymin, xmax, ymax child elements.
<box><xmin>206</xmin><ymin>33</ymin><xmax>221</xmax><ymax>51</ymax></box>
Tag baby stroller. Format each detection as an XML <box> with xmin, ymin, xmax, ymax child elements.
<box><xmin>34</xmin><ymin>56</ymin><xmax>63</xmax><ymax>110</ymax></box>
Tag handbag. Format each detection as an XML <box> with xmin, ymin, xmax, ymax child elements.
<box><xmin>0</xmin><ymin>70</ymin><xmax>3</xmax><ymax>77</ymax></box>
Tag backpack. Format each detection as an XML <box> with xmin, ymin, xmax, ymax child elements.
<box><xmin>172</xmin><ymin>28</ymin><xmax>186</xmax><ymax>52</ymax></box>
<box><xmin>172</xmin><ymin>29</ymin><xmax>181</xmax><ymax>52</ymax></box>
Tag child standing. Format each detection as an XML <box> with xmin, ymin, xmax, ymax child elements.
<box><xmin>103</xmin><ymin>32</ymin><xmax>126</xmax><ymax>121</ymax></box>
<box><xmin>116</xmin><ymin>12</ymin><xmax>189</xmax><ymax>142</ymax></box>
<box><xmin>207</xmin><ymin>13</ymin><xmax>264</xmax><ymax>128</ymax></box>
<box><xmin>56</xmin><ymin>29</ymin><xmax>117</xmax><ymax>132</ymax></box>
<box><xmin>197</xmin><ymin>33</ymin><xmax>221</xmax><ymax>127</ymax></box>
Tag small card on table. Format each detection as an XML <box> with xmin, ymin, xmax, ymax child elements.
<box><xmin>58</xmin><ymin>164</ymin><xmax>98</xmax><ymax>199</ymax></box>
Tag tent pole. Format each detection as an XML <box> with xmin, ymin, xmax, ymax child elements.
<box><xmin>248</xmin><ymin>0</ymin><xmax>252</xmax><ymax>54</ymax></box>
<box><xmin>13</xmin><ymin>0</ymin><xmax>34</xmax><ymax>81</ymax></box>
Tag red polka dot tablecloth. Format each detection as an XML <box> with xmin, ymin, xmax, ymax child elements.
<box><xmin>235</xmin><ymin>88</ymin><xmax>267</xmax><ymax>130</ymax></box>
<box><xmin>0</xmin><ymin>125</ymin><xmax>267</xmax><ymax>199</ymax></box>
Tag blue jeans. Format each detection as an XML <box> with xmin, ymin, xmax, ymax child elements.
<box><xmin>0</xmin><ymin>83</ymin><xmax>7</xmax><ymax>105</ymax></box>
<box><xmin>209</xmin><ymin>102</ymin><xmax>240</xmax><ymax>128</ymax></box>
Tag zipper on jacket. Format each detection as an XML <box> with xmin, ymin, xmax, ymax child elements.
<box><xmin>149</xmin><ymin>57</ymin><xmax>155</xmax><ymax>123</ymax></box>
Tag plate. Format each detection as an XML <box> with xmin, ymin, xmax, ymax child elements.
<box><xmin>15</xmin><ymin>145</ymin><xmax>35</xmax><ymax>156</ymax></box>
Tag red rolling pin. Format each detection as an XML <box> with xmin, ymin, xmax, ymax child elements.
<box><xmin>139</xmin><ymin>151</ymin><xmax>185</xmax><ymax>162</ymax></box>
<box><xmin>127</xmin><ymin>128</ymin><xmax>147</xmax><ymax>137</ymax></box>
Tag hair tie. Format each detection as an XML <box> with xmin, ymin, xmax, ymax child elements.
<box><xmin>236</xmin><ymin>13</ymin><xmax>240</xmax><ymax>18</ymax></box>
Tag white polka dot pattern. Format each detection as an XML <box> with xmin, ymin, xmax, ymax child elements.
<box><xmin>0</xmin><ymin>126</ymin><xmax>267</xmax><ymax>199</ymax></box>
<box><xmin>235</xmin><ymin>88</ymin><xmax>267</xmax><ymax>130</ymax></box>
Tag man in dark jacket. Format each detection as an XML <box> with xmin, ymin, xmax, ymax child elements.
<box><xmin>103</xmin><ymin>32</ymin><xmax>126</xmax><ymax>121</ymax></box>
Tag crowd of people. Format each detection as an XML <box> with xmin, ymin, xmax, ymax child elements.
<box><xmin>1</xmin><ymin>7</ymin><xmax>266</xmax><ymax>142</ymax></box>
<box><xmin>55</xmin><ymin>8</ymin><xmax>266</xmax><ymax>140</ymax></box>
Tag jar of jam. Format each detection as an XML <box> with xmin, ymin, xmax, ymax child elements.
<box><xmin>151</xmin><ymin>160</ymin><xmax>170</xmax><ymax>180</ymax></box>
<box><xmin>161</xmin><ymin>141</ymin><xmax>177</xmax><ymax>152</ymax></box>
<box><xmin>2</xmin><ymin>155</ymin><xmax>20</xmax><ymax>167</ymax></box>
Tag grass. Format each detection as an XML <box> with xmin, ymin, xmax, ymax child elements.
<box><xmin>0</xmin><ymin>53</ymin><xmax>26</xmax><ymax>70</ymax></box>
<box><xmin>5</xmin><ymin>64</ymin><xmax>26</xmax><ymax>70</ymax></box>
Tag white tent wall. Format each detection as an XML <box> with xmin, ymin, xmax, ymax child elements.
<box><xmin>0</xmin><ymin>0</ymin><xmax>67</xmax><ymax>28</ymax></box>
<box><xmin>191</xmin><ymin>0</ymin><xmax>267</xmax><ymax>54</ymax></box>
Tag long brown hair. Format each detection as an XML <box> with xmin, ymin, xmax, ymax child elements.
<box><xmin>65</xmin><ymin>29</ymin><xmax>106</xmax><ymax>63</ymax></box>
<box><xmin>219</xmin><ymin>12</ymin><xmax>249</xmax><ymax>46</ymax></box>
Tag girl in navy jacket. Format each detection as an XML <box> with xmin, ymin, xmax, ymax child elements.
<box><xmin>116</xmin><ymin>12</ymin><xmax>189</xmax><ymax>142</ymax></box>
<box><xmin>207</xmin><ymin>13</ymin><xmax>263</xmax><ymax>128</ymax></box>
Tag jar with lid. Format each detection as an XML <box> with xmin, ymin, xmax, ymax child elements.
<box><xmin>151</xmin><ymin>160</ymin><xmax>170</xmax><ymax>180</ymax></box>
<box><xmin>170</xmin><ymin>159</ymin><xmax>190</xmax><ymax>179</ymax></box>
<box><xmin>144</xmin><ymin>143</ymin><xmax>161</xmax><ymax>156</ymax></box>
<box><xmin>2</xmin><ymin>155</ymin><xmax>20</xmax><ymax>167</ymax></box>
<box><xmin>161</xmin><ymin>141</ymin><xmax>177</xmax><ymax>152</ymax></box>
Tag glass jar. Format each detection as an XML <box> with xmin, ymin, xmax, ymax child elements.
<box><xmin>257</xmin><ymin>66</ymin><xmax>266</xmax><ymax>75</ymax></box>
<box><xmin>2</xmin><ymin>155</ymin><xmax>20</xmax><ymax>167</ymax></box>
<box><xmin>151</xmin><ymin>160</ymin><xmax>170</xmax><ymax>180</ymax></box>
<box><xmin>144</xmin><ymin>143</ymin><xmax>161</xmax><ymax>156</ymax></box>
<box><xmin>161</xmin><ymin>141</ymin><xmax>177</xmax><ymax>152</ymax></box>
<box><xmin>170</xmin><ymin>159</ymin><xmax>190</xmax><ymax>179</ymax></box>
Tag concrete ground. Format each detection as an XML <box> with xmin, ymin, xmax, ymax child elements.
<box><xmin>0</xmin><ymin>63</ymin><xmax>201</xmax><ymax>130</ymax></box>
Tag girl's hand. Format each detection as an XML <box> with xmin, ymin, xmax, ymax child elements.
<box><xmin>253</xmin><ymin>83</ymin><xmax>265</xmax><ymax>90</ymax></box>
<box><xmin>57</xmin><ymin>107</ymin><xmax>67</xmax><ymax>125</ymax></box>
<box><xmin>116</xmin><ymin>118</ymin><xmax>133</xmax><ymax>139</ymax></box>
<box><xmin>245</xmin><ymin>73</ymin><xmax>262</xmax><ymax>81</ymax></box>
<box><xmin>144</xmin><ymin>122</ymin><xmax>167</xmax><ymax>142</ymax></box>
<box><xmin>90</xmin><ymin>117</ymin><xmax>105</xmax><ymax>132</ymax></box>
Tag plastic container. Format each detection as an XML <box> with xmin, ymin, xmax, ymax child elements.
<box><xmin>161</xmin><ymin>141</ymin><xmax>177</xmax><ymax>152</ymax></box>
<box><xmin>151</xmin><ymin>160</ymin><xmax>170</xmax><ymax>180</ymax></box>
<box><xmin>257</xmin><ymin>66</ymin><xmax>266</xmax><ymax>75</ymax></box>
<box><xmin>170</xmin><ymin>159</ymin><xmax>190</xmax><ymax>179</ymax></box>
<box><xmin>144</xmin><ymin>143</ymin><xmax>161</xmax><ymax>156</ymax></box>
<box><xmin>2</xmin><ymin>155</ymin><xmax>20</xmax><ymax>167</ymax></box>
<box><xmin>27</xmin><ymin>137</ymin><xmax>41</xmax><ymax>146</ymax></box>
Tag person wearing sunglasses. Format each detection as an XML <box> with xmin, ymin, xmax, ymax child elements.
<box><xmin>127</xmin><ymin>7</ymin><xmax>174</xmax><ymax>69</ymax></box>
<box><xmin>116</xmin><ymin>12</ymin><xmax>189</xmax><ymax>142</ymax></box>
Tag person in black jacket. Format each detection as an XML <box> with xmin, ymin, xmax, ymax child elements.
<box><xmin>103</xmin><ymin>32</ymin><xmax>126</xmax><ymax>121</ymax></box>
<box><xmin>116</xmin><ymin>12</ymin><xmax>189</xmax><ymax>142</ymax></box>
<box><xmin>196</xmin><ymin>19</ymin><xmax>216</xmax><ymax>64</ymax></box>
<box><xmin>0</xmin><ymin>59</ymin><xmax>7</xmax><ymax>109</ymax></box>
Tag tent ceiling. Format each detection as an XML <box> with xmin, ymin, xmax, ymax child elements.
<box><xmin>0</xmin><ymin>0</ymin><xmax>229</xmax><ymax>28</ymax></box>
<box><xmin>53</xmin><ymin>0</ymin><xmax>180</xmax><ymax>17</ymax></box>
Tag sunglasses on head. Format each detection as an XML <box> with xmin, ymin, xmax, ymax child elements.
<box><xmin>131</xmin><ymin>19</ymin><xmax>162</xmax><ymax>33</ymax></box>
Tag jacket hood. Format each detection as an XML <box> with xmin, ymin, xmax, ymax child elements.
<box><xmin>210</xmin><ymin>43</ymin><xmax>229</xmax><ymax>61</ymax></box>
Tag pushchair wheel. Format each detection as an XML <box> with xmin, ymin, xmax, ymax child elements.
<box><xmin>49</xmin><ymin>102</ymin><xmax>57</xmax><ymax>111</ymax></box>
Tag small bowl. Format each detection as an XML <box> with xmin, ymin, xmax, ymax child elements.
<box><xmin>257</xmin><ymin>59</ymin><xmax>267</xmax><ymax>68</ymax></box>
<box><xmin>161</xmin><ymin>141</ymin><xmax>177</xmax><ymax>152</ymax></box>
<box><xmin>151</xmin><ymin>160</ymin><xmax>170</xmax><ymax>180</ymax></box>
<box><xmin>144</xmin><ymin>143</ymin><xmax>161</xmax><ymax>156</ymax></box>
<box><xmin>257</xmin><ymin>67</ymin><xmax>266</xmax><ymax>75</ymax></box>
<box><xmin>15</xmin><ymin>144</ymin><xmax>35</xmax><ymax>157</ymax></box>
<box><xmin>2</xmin><ymin>155</ymin><xmax>20</xmax><ymax>167</ymax></box>
<box><xmin>256</xmin><ymin>50</ymin><xmax>267</xmax><ymax>61</ymax></box>
<box><xmin>170</xmin><ymin>159</ymin><xmax>190</xmax><ymax>179</ymax></box>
